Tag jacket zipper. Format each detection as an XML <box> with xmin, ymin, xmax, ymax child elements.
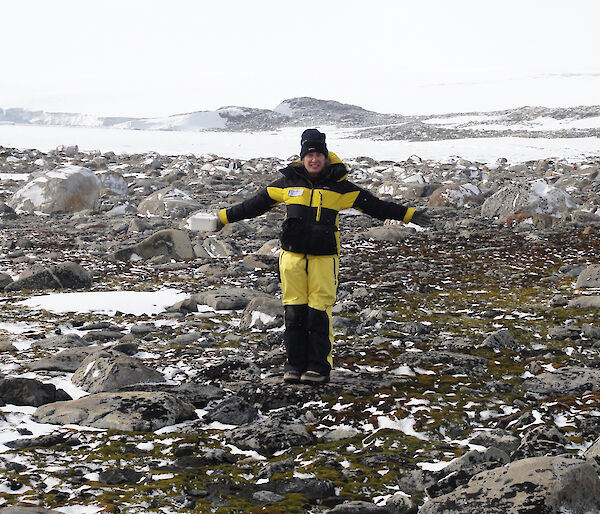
<box><xmin>316</xmin><ymin>192</ymin><xmax>323</xmax><ymax>222</ymax></box>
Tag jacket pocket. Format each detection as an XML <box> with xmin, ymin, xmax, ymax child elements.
<box><xmin>281</xmin><ymin>219</ymin><xmax>338</xmax><ymax>255</ymax></box>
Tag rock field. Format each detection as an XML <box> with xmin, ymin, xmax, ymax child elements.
<box><xmin>1</xmin><ymin>141</ymin><xmax>600</xmax><ymax>513</ymax></box>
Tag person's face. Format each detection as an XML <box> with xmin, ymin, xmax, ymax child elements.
<box><xmin>303</xmin><ymin>152</ymin><xmax>326</xmax><ymax>176</ymax></box>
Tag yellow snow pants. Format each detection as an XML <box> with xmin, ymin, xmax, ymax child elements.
<box><xmin>279</xmin><ymin>250</ymin><xmax>339</xmax><ymax>375</ymax></box>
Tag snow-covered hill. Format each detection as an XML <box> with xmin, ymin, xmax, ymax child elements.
<box><xmin>2</xmin><ymin>99</ymin><xmax>600</xmax><ymax>142</ymax></box>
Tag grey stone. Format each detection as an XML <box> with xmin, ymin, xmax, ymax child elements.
<box><xmin>32</xmin><ymin>391</ymin><xmax>197</xmax><ymax>431</ymax></box>
<box><xmin>5</xmin><ymin>262</ymin><xmax>92</xmax><ymax>291</ymax></box>
<box><xmin>568</xmin><ymin>296</ymin><xmax>600</xmax><ymax>308</ymax></box>
<box><xmin>522</xmin><ymin>366</ymin><xmax>600</xmax><ymax>396</ymax></box>
<box><xmin>8</xmin><ymin>165</ymin><xmax>101</xmax><ymax>214</ymax></box>
<box><xmin>322</xmin><ymin>426</ymin><xmax>360</xmax><ymax>443</ymax></box>
<box><xmin>252</xmin><ymin>491</ymin><xmax>286</xmax><ymax>504</ymax></box>
<box><xmin>576</xmin><ymin>264</ymin><xmax>600</xmax><ymax>288</ymax></box>
<box><xmin>0</xmin><ymin>378</ymin><xmax>72</xmax><ymax>407</ymax></box>
<box><xmin>32</xmin><ymin>334</ymin><xmax>88</xmax><ymax>349</ymax></box>
<box><xmin>193</xmin><ymin>287</ymin><xmax>263</xmax><ymax>310</ymax></box>
<box><xmin>98</xmin><ymin>468</ymin><xmax>143</xmax><ymax>485</ymax></box>
<box><xmin>511</xmin><ymin>425</ymin><xmax>569</xmax><ymax>460</ymax></box>
<box><xmin>137</xmin><ymin>186</ymin><xmax>200</xmax><ymax>218</ymax></box>
<box><xmin>0</xmin><ymin>273</ymin><xmax>13</xmax><ymax>288</ymax></box>
<box><xmin>225</xmin><ymin>418</ymin><xmax>316</xmax><ymax>457</ymax></box>
<box><xmin>419</xmin><ymin>456</ymin><xmax>600</xmax><ymax>514</ymax></box>
<box><xmin>360</xmin><ymin>226</ymin><xmax>408</xmax><ymax>242</ymax></box>
<box><xmin>71</xmin><ymin>349</ymin><xmax>165</xmax><ymax>393</ymax></box>
<box><xmin>469</xmin><ymin>429</ymin><xmax>521</xmax><ymax>454</ymax></box>
<box><xmin>27</xmin><ymin>345</ymin><xmax>102</xmax><ymax>372</ymax></box>
<box><xmin>108</xmin><ymin>229</ymin><xmax>195</xmax><ymax>261</ymax></box>
<box><xmin>481</xmin><ymin>329</ymin><xmax>518</xmax><ymax>350</ymax></box>
<box><xmin>0</xmin><ymin>507</ymin><xmax>61</xmax><ymax>513</ymax></box>
<box><xmin>328</xmin><ymin>501</ymin><xmax>393</xmax><ymax>513</ymax></box>
<box><xmin>240</xmin><ymin>296</ymin><xmax>284</xmax><ymax>330</ymax></box>
<box><xmin>205</xmin><ymin>396</ymin><xmax>258</xmax><ymax>425</ymax></box>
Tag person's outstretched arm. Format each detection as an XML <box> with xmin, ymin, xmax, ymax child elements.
<box><xmin>218</xmin><ymin>177</ymin><xmax>286</xmax><ymax>227</ymax></box>
<box><xmin>351</xmin><ymin>186</ymin><xmax>431</xmax><ymax>227</ymax></box>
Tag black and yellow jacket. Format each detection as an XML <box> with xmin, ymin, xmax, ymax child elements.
<box><xmin>219</xmin><ymin>152</ymin><xmax>415</xmax><ymax>256</ymax></box>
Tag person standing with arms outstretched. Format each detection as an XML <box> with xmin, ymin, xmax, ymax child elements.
<box><xmin>217</xmin><ymin>129</ymin><xmax>431</xmax><ymax>384</ymax></box>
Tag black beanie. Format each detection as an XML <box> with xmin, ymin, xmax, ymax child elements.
<box><xmin>300</xmin><ymin>128</ymin><xmax>328</xmax><ymax>159</ymax></box>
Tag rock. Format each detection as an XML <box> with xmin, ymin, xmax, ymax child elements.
<box><xmin>5</xmin><ymin>262</ymin><xmax>92</xmax><ymax>291</ymax></box>
<box><xmin>386</xmin><ymin>493</ymin><xmax>418</xmax><ymax>514</ymax></box>
<box><xmin>469</xmin><ymin>429</ymin><xmax>521</xmax><ymax>454</ymax></box>
<box><xmin>33</xmin><ymin>334</ymin><xmax>88</xmax><ymax>349</ymax></box>
<box><xmin>426</xmin><ymin>447</ymin><xmax>510</xmax><ymax>498</ymax></box>
<box><xmin>240</xmin><ymin>296</ymin><xmax>284</xmax><ymax>330</ymax></box>
<box><xmin>252</xmin><ymin>491</ymin><xmax>286</xmax><ymax>504</ymax></box>
<box><xmin>98</xmin><ymin>468</ymin><xmax>143</xmax><ymax>485</ymax></box>
<box><xmin>27</xmin><ymin>345</ymin><xmax>102</xmax><ymax>372</ymax></box>
<box><xmin>97</xmin><ymin>171</ymin><xmax>128</xmax><ymax>194</ymax></box>
<box><xmin>71</xmin><ymin>349</ymin><xmax>165</xmax><ymax>393</ymax></box>
<box><xmin>108</xmin><ymin>228</ymin><xmax>195</xmax><ymax>261</ymax></box>
<box><xmin>521</xmin><ymin>366</ymin><xmax>600</xmax><ymax>397</ymax></box>
<box><xmin>428</xmin><ymin>183</ymin><xmax>481</xmax><ymax>208</ymax></box>
<box><xmin>0</xmin><ymin>340</ymin><xmax>16</xmax><ymax>352</ymax></box>
<box><xmin>192</xmin><ymin>287</ymin><xmax>264</xmax><ymax>310</ymax></box>
<box><xmin>481</xmin><ymin>180</ymin><xmax>578</xmax><ymax>219</ymax></box>
<box><xmin>481</xmin><ymin>329</ymin><xmax>518</xmax><ymax>350</ymax></box>
<box><xmin>360</xmin><ymin>225</ymin><xmax>408</xmax><ymax>242</ymax></box>
<box><xmin>225</xmin><ymin>418</ymin><xmax>316</xmax><ymax>456</ymax></box>
<box><xmin>8</xmin><ymin>165</ymin><xmax>101</xmax><ymax>214</ymax></box>
<box><xmin>5</xmin><ymin>431</ymin><xmax>78</xmax><ymax>450</ymax></box>
<box><xmin>568</xmin><ymin>296</ymin><xmax>600</xmax><ymax>308</ymax></box>
<box><xmin>32</xmin><ymin>391</ymin><xmax>197</xmax><ymax>431</ymax></box>
<box><xmin>0</xmin><ymin>505</ymin><xmax>60</xmax><ymax>508</ymax></box>
<box><xmin>548</xmin><ymin>325</ymin><xmax>581</xmax><ymax>340</ymax></box>
<box><xmin>576</xmin><ymin>264</ymin><xmax>600</xmax><ymax>288</ymax></box>
<box><xmin>397</xmin><ymin>351</ymin><xmax>487</xmax><ymax>377</ymax></box>
<box><xmin>511</xmin><ymin>425</ymin><xmax>569</xmax><ymax>460</ymax></box>
<box><xmin>322</xmin><ymin>426</ymin><xmax>360</xmax><ymax>443</ymax></box>
<box><xmin>200</xmin><ymin>236</ymin><xmax>242</xmax><ymax>258</ymax></box>
<box><xmin>0</xmin><ymin>377</ymin><xmax>71</xmax><ymax>407</ymax></box>
<box><xmin>137</xmin><ymin>186</ymin><xmax>201</xmax><ymax>218</ymax></box>
<box><xmin>205</xmin><ymin>396</ymin><xmax>258</xmax><ymax>425</ymax></box>
<box><xmin>419</xmin><ymin>456</ymin><xmax>600</xmax><ymax>514</ymax></box>
<box><xmin>263</xmin><ymin>477</ymin><xmax>335</xmax><ymax>502</ymax></box>
<box><xmin>0</xmin><ymin>273</ymin><xmax>13</xmax><ymax>288</ymax></box>
<box><xmin>0</xmin><ymin>202</ymin><xmax>18</xmax><ymax>220</ymax></box>
<box><xmin>328</xmin><ymin>501</ymin><xmax>393</xmax><ymax>513</ymax></box>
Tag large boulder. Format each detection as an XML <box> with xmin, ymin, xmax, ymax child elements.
<box><xmin>71</xmin><ymin>349</ymin><xmax>166</xmax><ymax>393</ymax></box>
<box><xmin>8</xmin><ymin>165</ymin><xmax>101</xmax><ymax>214</ymax></box>
<box><xmin>240</xmin><ymin>296</ymin><xmax>284</xmax><ymax>330</ymax></box>
<box><xmin>225</xmin><ymin>418</ymin><xmax>316</xmax><ymax>457</ymax></box>
<box><xmin>193</xmin><ymin>287</ymin><xmax>264</xmax><ymax>310</ymax></box>
<box><xmin>0</xmin><ymin>377</ymin><xmax>72</xmax><ymax>407</ymax></box>
<box><xmin>576</xmin><ymin>264</ymin><xmax>600</xmax><ymax>288</ymax></box>
<box><xmin>27</xmin><ymin>346</ymin><xmax>103</xmax><ymax>372</ymax></box>
<box><xmin>5</xmin><ymin>262</ymin><xmax>92</xmax><ymax>291</ymax></box>
<box><xmin>419</xmin><ymin>456</ymin><xmax>600</xmax><ymax>514</ymax></box>
<box><xmin>481</xmin><ymin>179</ymin><xmax>579</xmax><ymax>219</ymax></box>
<box><xmin>97</xmin><ymin>170</ymin><xmax>128</xmax><ymax>195</ymax></box>
<box><xmin>428</xmin><ymin>183</ymin><xmax>481</xmax><ymax>208</ymax></box>
<box><xmin>521</xmin><ymin>366</ymin><xmax>600</xmax><ymax>397</ymax></box>
<box><xmin>107</xmin><ymin>229</ymin><xmax>195</xmax><ymax>261</ymax></box>
<box><xmin>32</xmin><ymin>391</ymin><xmax>197</xmax><ymax>431</ymax></box>
<box><xmin>137</xmin><ymin>186</ymin><xmax>201</xmax><ymax>218</ymax></box>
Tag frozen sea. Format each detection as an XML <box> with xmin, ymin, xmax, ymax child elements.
<box><xmin>0</xmin><ymin>123</ymin><xmax>599</xmax><ymax>164</ymax></box>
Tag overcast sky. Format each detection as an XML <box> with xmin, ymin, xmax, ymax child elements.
<box><xmin>2</xmin><ymin>0</ymin><xmax>599</xmax><ymax>117</ymax></box>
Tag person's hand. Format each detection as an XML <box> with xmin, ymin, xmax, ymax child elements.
<box><xmin>410</xmin><ymin>209</ymin><xmax>432</xmax><ymax>227</ymax></box>
<box><xmin>215</xmin><ymin>218</ymin><xmax>224</xmax><ymax>231</ymax></box>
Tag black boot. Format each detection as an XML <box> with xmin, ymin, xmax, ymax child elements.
<box><xmin>304</xmin><ymin>306</ymin><xmax>332</xmax><ymax>380</ymax></box>
<box><xmin>283</xmin><ymin>304</ymin><xmax>308</xmax><ymax>379</ymax></box>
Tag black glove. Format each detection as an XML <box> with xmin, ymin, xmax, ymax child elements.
<box><xmin>215</xmin><ymin>217</ymin><xmax>225</xmax><ymax>231</ymax></box>
<box><xmin>410</xmin><ymin>209</ymin><xmax>432</xmax><ymax>227</ymax></box>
